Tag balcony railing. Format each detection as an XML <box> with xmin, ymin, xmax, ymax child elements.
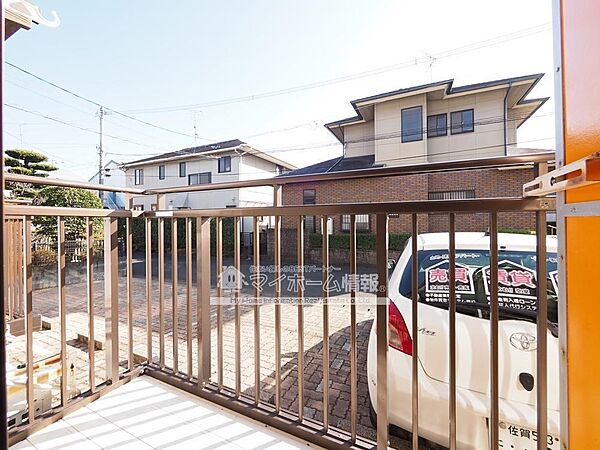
<box><xmin>2</xmin><ymin>153</ymin><xmax>558</xmax><ymax>449</ymax></box>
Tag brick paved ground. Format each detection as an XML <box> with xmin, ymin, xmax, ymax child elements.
<box><xmin>6</xmin><ymin>275</ymin><xmax>432</xmax><ymax>449</ymax></box>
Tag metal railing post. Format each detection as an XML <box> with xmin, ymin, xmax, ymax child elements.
<box><xmin>411</xmin><ymin>214</ymin><xmax>419</xmax><ymax>450</ymax></box>
<box><xmin>58</xmin><ymin>217</ymin><xmax>68</xmax><ymax>405</ymax></box>
<box><xmin>216</xmin><ymin>217</ymin><xmax>223</xmax><ymax>389</ymax></box>
<box><xmin>253</xmin><ymin>216</ymin><xmax>261</xmax><ymax>405</ymax></box>
<box><xmin>234</xmin><ymin>216</ymin><xmax>242</xmax><ymax>396</ymax></box>
<box><xmin>197</xmin><ymin>217</ymin><xmax>211</xmax><ymax>385</ymax></box>
<box><xmin>172</xmin><ymin>218</ymin><xmax>179</xmax><ymax>373</ymax></box>
<box><xmin>274</xmin><ymin>213</ymin><xmax>282</xmax><ymax>412</ymax></box>
<box><xmin>186</xmin><ymin>217</ymin><xmax>193</xmax><ymax>378</ymax></box>
<box><xmin>127</xmin><ymin>216</ymin><xmax>134</xmax><ymax>371</ymax></box>
<box><xmin>297</xmin><ymin>216</ymin><xmax>304</xmax><ymax>419</ymax></box>
<box><xmin>375</xmin><ymin>213</ymin><xmax>389</xmax><ymax>449</ymax></box>
<box><xmin>448</xmin><ymin>213</ymin><xmax>457</xmax><ymax>450</ymax></box>
<box><xmin>86</xmin><ymin>217</ymin><xmax>96</xmax><ymax>391</ymax></box>
<box><xmin>145</xmin><ymin>218</ymin><xmax>153</xmax><ymax>363</ymax></box>
<box><xmin>536</xmin><ymin>211</ymin><xmax>548</xmax><ymax>450</ymax></box>
<box><xmin>104</xmin><ymin>217</ymin><xmax>119</xmax><ymax>382</ymax></box>
<box><xmin>158</xmin><ymin>218</ymin><xmax>165</xmax><ymax>368</ymax></box>
<box><xmin>24</xmin><ymin>216</ymin><xmax>34</xmax><ymax>423</ymax></box>
<box><xmin>321</xmin><ymin>215</ymin><xmax>330</xmax><ymax>430</ymax></box>
<box><xmin>489</xmin><ymin>213</ymin><xmax>500</xmax><ymax>449</ymax></box>
<box><xmin>350</xmin><ymin>214</ymin><xmax>358</xmax><ymax>442</ymax></box>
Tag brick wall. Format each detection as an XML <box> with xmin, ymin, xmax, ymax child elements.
<box><xmin>281</xmin><ymin>166</ymin><xmax>537</xmax><ymax>233</ymax></box>
<box><xmin>281</xmin><ymin>174</ymin><xmax>429</xmax><ymax>233</ymax></box>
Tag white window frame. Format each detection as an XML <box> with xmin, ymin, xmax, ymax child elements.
<box><xmin>188</xmin><ymin>172</ymin><xmax>212</xmax><ymax>186</ymax></box>
<box><xmin>134</xmin><ymin>168</ymin><xmax>144</xmax><ymax>185</ymax></box>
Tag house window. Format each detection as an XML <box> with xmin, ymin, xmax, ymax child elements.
<box><xmin>341</xmin><ymin>214</ymin><xmax>370</xmax><ymax>232</ymax></box>
<box><xmin>134</xmin><ymin>168</ymin><xmax>143</xmax><ymax>185</ymax></box>
<box><xmin>158</xmin><ymin>165</ymin><xmax>166</xmax><ymax>180</ymax></box>
<box><xmin>427</xmin><ymin>114</ymin><xmax>447</xmax><ymax>137</ymax></box>
<box><xmin>450</xmin><ymin>109</ymin><xmax>474</xmax><ymax>134</ymax></box>
<box><xmin>179</xmin><ymin>162</ymin><xmax>186</xmax><ymax>177</ymax></box>
<box><xmin>303</xmin><ymin>189</ymin><xmax>316</xmax><ymax>233</ymax></box>
<box><xmin>303</xmin><ymin>189</ymin><xmax>316</xmax><ymax>205</ymax></box>
<box><xmin>218</xmin><ymin>156</ymin><xmax>231</xmax><ymax>173</ymax></box>
<box><xmin>188</xmin><ymin>172</ymin><xmax>212</xmax><ymax>186</ymax></box>
<box><xmin>401</xmin><ymin>106</ymin><xmax>423</xmax><ymax>143</ymax></box>
<box><xmin>428</xmin><ymin>190</ymin><xmax>475</xmax><ymax>200</ymax></box>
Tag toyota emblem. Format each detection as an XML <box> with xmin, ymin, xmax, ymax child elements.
<box><xmin>509</xmin><ymin>332</ymin><xmax>537</xmax><ymax>351</ymax></box>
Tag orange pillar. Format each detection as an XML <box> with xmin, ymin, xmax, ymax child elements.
<box><xmin>556</xmin><ymin>0</ymin><xmax>600</xmax><ymax>448</ymax></box>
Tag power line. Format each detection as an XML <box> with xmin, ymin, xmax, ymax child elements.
<box><xmin>7</xmin><ymin>76</ymin><xmax>190</xmax><ymax>144</ymax></box>
<box><xmin>6</xmin><ymin>103</ymin><xmax>553</xmax><ymax>177</ymax></box>
<box><xmin>121</xmin><ymin>23</ymin><xmax>551</xmax><ymax>114</ymax></box>
<box><xmin>5</xmin><ymin>61</ymin><xmax>214</xmax><ymax>141</ymax></box>
<box><xmin>5</xmin><ymin>103</ymin><xmax>171</xmax><ymax>151</ymax></box>
<box><xmin>103</xmin><ymin>111</ymin><xmax>553</xmax><ymax>160</ymax></box>
<box><xmin>3</xmin><ymin>130</ymin><xmax>90</xmax><ymax>170</ymax></box>
<box><xmin>4</xmin><ymin>127</ymin><xmax>553</xmax><ymax>179</ymax></box>
<box><xmin>6</xmin><ymin>78</ymin><xmax>94</xmax><ymax>116</ymax></box>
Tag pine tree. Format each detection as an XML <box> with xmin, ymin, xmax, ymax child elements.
<box><xmin>4</xmin><ymin>149</ymin><xmax>58</xmax><ymax>198</ymax></box>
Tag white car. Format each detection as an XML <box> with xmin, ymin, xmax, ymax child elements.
<box><xmin>367</xmin><ymin>232</ymin><xmax>560</xmax><ymax>450</ymax></box>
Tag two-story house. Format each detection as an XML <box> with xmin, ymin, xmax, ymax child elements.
<box><xmin>280</xmin><ymin>74</ymin><xmax>552</xmax><ymax>235</ymax></box>
<box><xmin>123</xmin><ymin>139</ymin><xmax>295</xmax><ymax>212</ymax></box>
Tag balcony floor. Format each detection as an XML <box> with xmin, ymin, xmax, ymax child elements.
<box><xmin>10</xmin><ymin>376</ymin><xmax>319</xmax><ymax>450</ymax></box>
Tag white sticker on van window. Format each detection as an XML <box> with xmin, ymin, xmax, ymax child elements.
<box><xmin>425</xmin><ymin>261</ymin><xmax>475</xmax><ymax>298</ymax></box>
<box><xmin>482</xmin><ymin>260</ymin><xmax>537</xmax><ymax>311</ymax></box>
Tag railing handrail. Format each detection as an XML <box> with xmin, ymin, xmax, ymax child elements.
<box><xmin>4</xmin><ymin>173</ymin><xmax>144</xmax><ymax>194</ymax></box>
<box><xmin>4</xmin><ymin>197</ymin><xmax>555</xmax><ymax>218</ymax></box>
<box><xmin>4</xmin><ymin>152</ymin><xmax>554</xmax><ymax>197</ymax></box>
<box><xmin>4</xmin><ymin>205</ymin><xmax>141</xmax><ymax>218</ymax></box>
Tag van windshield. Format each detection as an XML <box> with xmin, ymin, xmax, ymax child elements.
<box><xmin>398</xmin><ymin>250</ymin><xmax>559</xmax><ymax>329</ymax></box>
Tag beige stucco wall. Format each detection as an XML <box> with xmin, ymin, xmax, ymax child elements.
<box><xmin>238</xmin><ymin>154</ymin><xmax>279</xmax><ymax>206</ymax></box>
<box><xmin>343</xmin><ymin>121</ymin><xmax>375</xmax><ymax>157</ymax></box>
<box><xmin>427</xmin><ymin>89</ymin><xmax>507</xmax><ymax>162</ymax></box>
<box><xmin>126</xmin><ymin>152</ymin><xmax>241</xmax><ymax>210</ymax></box>
<box><xmin>126</xmin><ymin>151</ymin><xmax>283</xmax><ymax>211</ymax></box>
<box><xmin>373</xmin><ymin>93</ymin><xmax>428</xmax><ymax>166</ymax></box>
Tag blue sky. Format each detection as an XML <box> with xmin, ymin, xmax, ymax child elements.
<box><xmin>5</xmin><ymin>0</ymin><xmax>555</xmax><ymax>180</ymax></box>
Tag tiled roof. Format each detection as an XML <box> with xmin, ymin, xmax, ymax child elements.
<box><xmin>123</xmin><ymin>139</ymin><xmax>245</xmax><ymax>166</ymax></box>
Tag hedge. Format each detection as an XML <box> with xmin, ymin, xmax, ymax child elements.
<box><xmin>124</xmin><ymin>217</ymin><xmax>236</xmax><ymax>256</ymax></box>
<box><xmin>308</xmin><ymin>232</ymin><xmax>411</xmax><ymax>251</ymax></box>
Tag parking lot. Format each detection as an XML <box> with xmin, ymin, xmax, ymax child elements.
<box><xmin>6</xmin><ymin>254</ymin><xmax>434</xmax><ymax>449</ymax></box>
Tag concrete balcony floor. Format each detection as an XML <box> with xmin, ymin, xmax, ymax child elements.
<box><xmin>10</xmin><ymin>376</ymin><xmax>319</xmax><ymax>450</ymax></box>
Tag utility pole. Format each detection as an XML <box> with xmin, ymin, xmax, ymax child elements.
<box><xmin>96</xmin><ymin>106</ymin><xmax>106</xmax><ymax>203</ymax></box>
<box><xmin>97</xmin><ymin>106</ymin><xmax>105</xmax><ymax>184</ymax></box>
<box><xmin>192</xmin><ymin>110</ymin><xmax>201</xmax><ymax>145</ymax></box>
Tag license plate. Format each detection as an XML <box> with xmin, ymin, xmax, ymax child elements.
<box><xmin>498</xmin><ymin>421</ymin><xmax>560</xmax><ymax>450</ymax></box>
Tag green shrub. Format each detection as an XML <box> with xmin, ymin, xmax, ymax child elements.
<box><xmin>33</xmin><ymin>187</ymin><xmax>103</xmax><ymax>240</ymax></box>
<box><xmin>32</xmin><ymin>248</ymin><xmax>57</xmax><ymax>266</ymax></box>
<box><xmin>128</xmin><ymin>217</ymin><xmax>235</xmax><ymax>256</ymax></box>
<box><xmin>309</xmin><ymin>232</ymin><xmax>410</xmax><ymax>251</ymax></box>
<box><xmin>498</xmin><ymin>228</ymin><xmax>534</xmax><ymax>235</ymax></box>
